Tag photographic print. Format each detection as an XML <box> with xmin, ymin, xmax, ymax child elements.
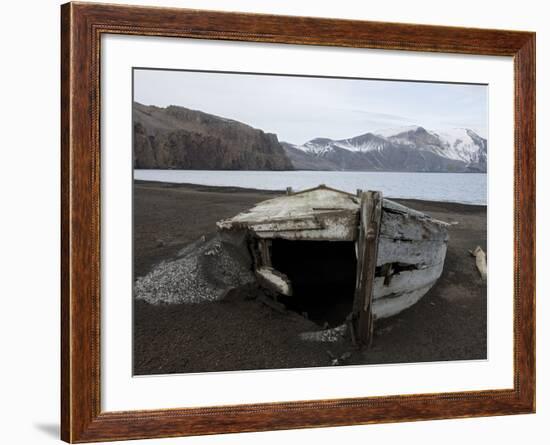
<box><xmin>132</xmin><ymin>68</ymin><xmax>488</xmax><ymax>375</ymax></box>
<box><xmin>61</xmin><ymin>6</ymin><xmax>535</xmax><ymax>440</ymax></box>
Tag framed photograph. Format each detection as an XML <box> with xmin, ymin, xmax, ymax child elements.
<box><xmin>61</xmin><ymin>2</ymin><xmax>535</xmax><ymax>442</ymax></box>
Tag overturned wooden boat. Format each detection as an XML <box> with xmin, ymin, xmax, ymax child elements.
<box><xmin>217</xmin><ymin>185</ymin><xmax>449</xmax><ymax>345</ymax></box>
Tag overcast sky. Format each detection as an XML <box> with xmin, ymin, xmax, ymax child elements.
<box><xmin>134</xmin><ymin>68</ymin><xmax>487</xmax><ymax>145</ymax></box>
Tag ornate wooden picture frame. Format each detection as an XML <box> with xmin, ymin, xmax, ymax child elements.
<box><xmin>61</xmin><ymin>2</ymin><xmax>535</xmax><ymax>442</ymax></box>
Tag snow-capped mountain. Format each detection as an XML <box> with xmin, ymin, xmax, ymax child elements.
<box><xmin>301</xmin><ymin>133</ymin><xmax>390</xmax><ymax>155</ymax></box>
<box><xmin>283</xmin><ymin>126</ymin><xmax>487</xmax><ymax>172</ymax></box>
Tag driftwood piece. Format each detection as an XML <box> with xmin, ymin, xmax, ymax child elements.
<box><xmin>353</xmin><ymin>191</ymin><xmax>383</xmax><ymax>347</ymax></box>
<box><xmin>470</xmin><ymin>246</ymin><xmax>487</xmax><ymax>281</ymax></box>
<box><xmin>299</xmin><ymin>323</ymin><xmax>347</xmax><ymax>343</ymax></box>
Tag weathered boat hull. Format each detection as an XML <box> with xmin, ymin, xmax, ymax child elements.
<box><xmin>371</xmin><ymin>199</ymin><xmax>448</xmax><ymax>319</ymax></box>
<box><xmin>217</xmin><ymin>185</ymin><xmax>449</xmax><ymax>339</ymax></box>
<box><xmin>373</xmin><ymin>282</ymin><xmax>438</xmax><ymax>319</ymax></box>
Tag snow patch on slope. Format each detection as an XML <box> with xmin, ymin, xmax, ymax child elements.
<box><xmin>298</xmin><ymin>134</ymin><xmax>388</xmax><ymax>155</ymax></box>
<box><xmin>432</xmin><ymin>128</ymin><xmax>482</xmax><ymax>162</ymax></box>
<box><xmin>293</xmin><ymin>125</ymin><xmax>486</xmax><ymax>168</ymax></box>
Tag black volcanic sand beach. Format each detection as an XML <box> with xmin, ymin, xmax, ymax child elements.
<box><xmin>133</xmin><ymin>181</ymin><xmax>487</xmax><ymax>375</ymax></box>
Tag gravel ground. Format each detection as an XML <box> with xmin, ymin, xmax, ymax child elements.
<box><xmin>135</xmin><ymin>236</ymin><xmax>254</xmax><ymax>305</ymax></box>
<box><xmin>133</xmin><ymin>181</ymin><xmax>487</xmax><ymax>375</ymax></box>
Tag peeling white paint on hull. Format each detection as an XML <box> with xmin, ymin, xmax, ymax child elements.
<box><xmin>373</xmin><ymin>283</ymin><xmax>436</xmax><ymax>319</ymax></box>
<box><xmin>377</xmin><ymin>238</ymin><xmax>448</xmax><ymax>267</ymax></box>
<box><xmin>373</xmin><ymin>261</ymin><xmax>445</xmax><ymax>300</ymax></box>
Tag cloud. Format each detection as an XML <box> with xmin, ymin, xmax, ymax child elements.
<box><xmin>134</xmin><ymin>69</ymin><xmax>487</xmax><ymax>144</ymax></box>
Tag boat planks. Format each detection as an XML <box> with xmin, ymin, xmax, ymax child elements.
<box><xmin>372</xmin><ymin>205</ymin><xmax>448</xmax><ymax>319</ymax></box>
<box><xmin>217</xmin><ymin>185</ymin><xmax>450</xmax><ymax>343</ymax></box>
<box><xmin>373</xmin><ymin>261</ymin><xmax>445</xmax><ymax>300</ymax></box>
<box><xmin>353</xmin><ymin>191</ymin><xmax>383</xmax><ymax>346</ymax></box>
<box><xmin>373</xmin><ymin>283</ymin><xmax>436</xmax><ymax>319</ymax></box>
<box><xmin>377</xmin><ymin>238</ymin><xmax>447</xmax><ymax>267</ymax></box>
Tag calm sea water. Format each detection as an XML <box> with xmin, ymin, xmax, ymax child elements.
<box><xmin>134</xmin><ymin>170</ymin><xmax>487</xmax><ymax>205</ymax></box>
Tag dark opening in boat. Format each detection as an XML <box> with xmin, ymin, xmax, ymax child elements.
<box><xmin>271</xmin><ymin>239</ymin><xmax>357</xmax><ymax>327</ymax></box>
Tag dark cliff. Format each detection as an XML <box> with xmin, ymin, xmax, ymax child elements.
<box><xmin>133</xmin><ymin>102</ymin><xmax>294</xmax><ymax>170</ymax></box>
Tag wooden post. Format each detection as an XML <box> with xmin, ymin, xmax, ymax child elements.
<box><xmin>257</xmin><ymin>239</ymin><xmax>272</xmax><ymax>267</ymax></box>
<box><xmin>469</xmin><ymin>246</ymin><xmax>487</xmax><ymax>281</ymax></box>
<box><xmin>353</xmin><ymin>191</ymin><xmax>383</xmax><ymax>347</ymax></box>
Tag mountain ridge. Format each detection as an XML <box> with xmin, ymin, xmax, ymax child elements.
<box><xmin>284</xmin><ymin>125</ymin><xmax>487</xmax><ymax>173</ymax></box>
<box><xmin>133</xmin><ymin>102</ymin><xmax>294</xmax><ymax>171</ymax></box>
<box><xmin>133</xmin><ymin>102</ymin><xmax>487</xmax><ymax>173</ymax></box>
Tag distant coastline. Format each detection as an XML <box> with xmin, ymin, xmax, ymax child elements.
<box><xmin>134</xmin><ymin>167</ymin><xmax>487</xmax><ymax>174</ymax></box>
<box><xmin>133</xmin><ymin>170</ymin><xmax>488</xmax><ymax>206</ymax></box>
